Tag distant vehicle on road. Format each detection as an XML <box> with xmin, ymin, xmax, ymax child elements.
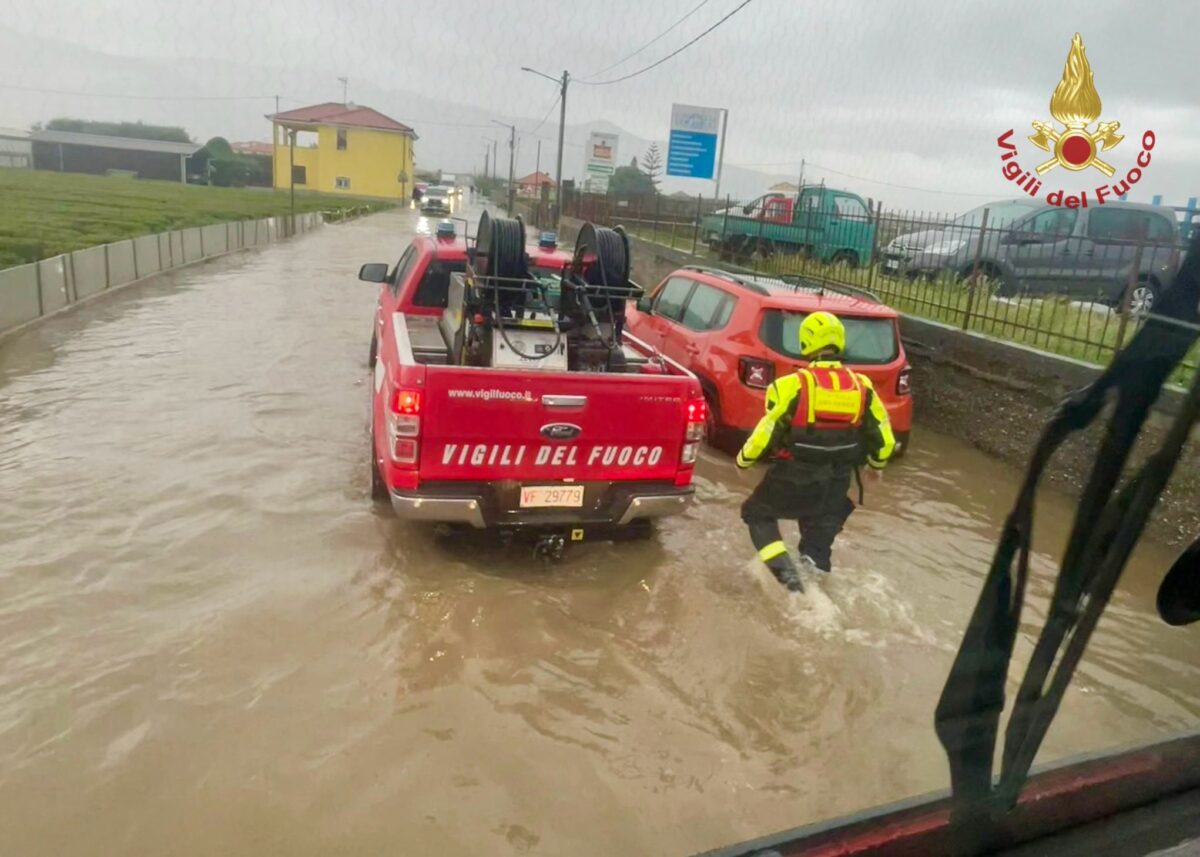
<box><xmin>884</xmin><ymin>199</ymin><xmax>1183</xmax><ymax>313</ymax></box>
<box><xmin>702</xmin><ymin>185</ymin><xmax>876</xmax><ymax>268</ymax></box>
<box><xmin>359</xmin><ymin>217</ymin><xmax>705</xmax><ymax>554</ymax></box>
<box><xmin>420</xmin><ymin>186</ymin><xmax>451</xmax><ymax>214</ymax></box>
<box><xmin>625</xmin><ymin>264</ymin><xmax>912</xmax><ymax>455</ymax></box>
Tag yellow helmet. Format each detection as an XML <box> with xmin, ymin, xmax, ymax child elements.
<box><xmin>798</xmin><ymin>311</ymin><xmax>845</xmax><ymax>357</ymax></box>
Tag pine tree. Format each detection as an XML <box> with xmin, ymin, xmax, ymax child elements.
<box><xmin>641</xmin><ymin>143</ymin><xmax>663</xmax><ymax>187</ymax></box>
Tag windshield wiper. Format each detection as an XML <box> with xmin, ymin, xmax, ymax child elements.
<box><xmin>934</xmin><ymin>234</ymin><xmax>1200</xmax><ymax>853</ymax></box>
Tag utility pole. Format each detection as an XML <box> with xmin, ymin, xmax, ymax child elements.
<box><xmin>274</xmin><ymin>95</ymin><xmax>280</xmax><ymax>116</ymax></box>
<box><xmin>522</xmin><ymin>67</ymin><xmax>570</xmax><ymax>227</ymax></box>
<box><xmin>338</xmin><ymin>76</ymin><xmax>348</xmax><ymax>104</ymax></box>
<box><xmin>507</xmin><ymin>125</ymin><xmax>516</xmax><ymax>214</ymax></box>
<box><xmin>288</xmin><ymin>127</ymin><xmax>296</xmax><ymax>230</ymax></box>
<box><xmin>492</xmin><ymin>120</ymin><xmax>517</xmax><ymax>215</ymax></box>
<box><xmin>798</xmin><ymin>158</ymin><xmax>805</xmax><ymax>190</ymax></box>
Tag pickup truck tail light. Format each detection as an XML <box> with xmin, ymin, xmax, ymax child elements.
<box><xmin>389</xmin><ymin>388</ymin><xmax>422</xmax><ymax>464</ymax></box>
<box><xmin>739</xmin><ymin>357</ymin><xmax>775</xmax><ymax>389</ymax></box>
<box><xmin>685</xmin><ymin>397</ymin><xmax>707</xmax><ymax>442</ymax></box>
<box><xmin>897</xmin><ymin>366</ymin><xmax>912</xmax><ymax>396</ymax></box>
<box><xmin>680</xmin><ymin>396</ymin><xmax>706</xmax><ymax>466</ymax></box>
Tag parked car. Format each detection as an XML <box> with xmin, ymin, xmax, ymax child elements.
<box><xmin>883</xmin><ymin>200</ymin><xmax>1182</xmax><ymax>313</ymax></box>
<box><xmin>625</xmin><ymin>265</ymin><xmax>912</xmax><ymax>454</ymax></box>
<box><xmin>701</xmin><ymin>185</ymin><xmax>875</xmax><ymax>268</ymax></box>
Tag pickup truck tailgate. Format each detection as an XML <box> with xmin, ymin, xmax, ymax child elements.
<box><xmin>419</xmin><ymin>366</ymin><xmax>692</xmax><ymax>482</ymax></box>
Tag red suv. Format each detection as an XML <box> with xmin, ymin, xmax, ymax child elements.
<box><xmin>626</xmin><ymin>265</ymin><xmax>912</xmax><ymax>453</ymax></box>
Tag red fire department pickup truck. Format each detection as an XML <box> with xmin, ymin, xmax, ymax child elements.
<box><xmin>359</xmin><ymin>218</ymin><xmax>705</xmax><ymax>554</ymax></box>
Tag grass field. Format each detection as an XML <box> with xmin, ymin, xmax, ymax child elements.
<box><xmin>0</xmin><ymin>168</ymin><xmax>395</xmax><ymax>268</ymax></box>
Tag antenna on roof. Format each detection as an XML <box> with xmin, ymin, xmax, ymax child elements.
<box><xmin>338</xmin><ymin>76</ymin><xmax>348</xmax><ymax>105</ymax></box>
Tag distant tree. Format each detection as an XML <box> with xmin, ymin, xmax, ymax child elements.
<box><xmin>609</xmin><ymin>164</ymin><xmax>655</xmax><ymax>196</ymax></box>
<box><xmin>641</xmin><ymin>143</ymin><xmax>663</xmax><ymax>187</ymax></box>
<box><xmin>44</xmin><ymin>118</ymin><xmax>192</xmax><ymax>143</ymax></box>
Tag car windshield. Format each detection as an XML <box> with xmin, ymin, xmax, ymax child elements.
<box><xmin>952</xmin><ymin>200</ymin><xmax>1039</xmax><ymax>229</ymax></box>
<box><xmin>759</xmin><ymin>309</ymin><xmax>898</xmax><ymax>365</ymax></box>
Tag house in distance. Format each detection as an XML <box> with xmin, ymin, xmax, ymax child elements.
<box><xmin>269</xmin><ymin>102</ymin><xmax>417</xmax><ymax>200</ymax></box>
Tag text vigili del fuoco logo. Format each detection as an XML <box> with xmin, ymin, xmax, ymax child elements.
<box><xmin>997</xmin><ymin>33</ymin><xmax>1156</xmax><ymax>208</ymax></box>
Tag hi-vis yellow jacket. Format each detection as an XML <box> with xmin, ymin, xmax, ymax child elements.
<box><xmin>735</xmin><ymin>361</ymin><xmax>896</xmax><ymax>470</ymax></box>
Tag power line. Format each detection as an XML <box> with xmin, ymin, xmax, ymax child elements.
<box><xmin>581</xmin><ymin>0</ymin><xmax>712</xmax><ymax>81</ymax></box>
<box><xmin>526</xmin><ymin>94</ymin><xmax>561</xmax><ymax>136</ymax></box>
<box><xmin>576</xmin><ymin>0</ymin><xmax>756</xmax><ymax>86</ymax></box>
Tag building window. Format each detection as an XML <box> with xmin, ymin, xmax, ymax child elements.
<box><xmin>337</xmin><ymin>129</ymin><xmax>347</xmax><ymax>150</ymax></box>
<box><xmin>335</xmin><ymin>177</ymin><xmax>351</xmax><ymax>190</ymax></box>
<box><xmin>292</xmin><ymin>165</ymin><xmax>307</xmax><ymax>185</ymax></box>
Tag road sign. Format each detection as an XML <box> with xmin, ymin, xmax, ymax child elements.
<box><xmin>585</xmin><ymin>132</ymin><xmax>619</xmax><ymax>192</ymax></box>
<box><xmin>667</xmin><ymin>104</ymin><xmax>723</xmax><ymax>180</ymax></box>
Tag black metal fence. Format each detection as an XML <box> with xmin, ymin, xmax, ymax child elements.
<box><xmin>536</xmin><ymin>189</ymin><xmax>1197</xmax><ymax>378</ymax></box>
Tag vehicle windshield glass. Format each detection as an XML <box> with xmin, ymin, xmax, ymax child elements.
<box><xmin>952</xmin><ymin>201</ymin><xmax>1038</xmax><ymax>229</ymax></box>
<box><xmin>412</xmin><ymin>259</ymin><xmax>467</xmax><ymax>308</ymax></box>
<box><xmin>759</xmin><ymin>310</ymin><xmax>898</xmax><ymax>364</ymax></box>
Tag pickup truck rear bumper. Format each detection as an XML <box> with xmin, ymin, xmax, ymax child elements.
<box><xmin>388</xmin><ymin>481</ymin><xmax>694</xmax><ymax>529</ymax></box>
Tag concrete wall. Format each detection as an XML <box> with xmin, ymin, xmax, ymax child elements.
<box><xmin>1</xmin><ymin>212</ymin><xmax>324</xmax><ymax>339</ymax></box>
<box><xmin>37</xmin><ymin>256</ymin><xmax>70</xmax><ymax>314</ymax></box>
<box><xmin>568</xmin><ymin>215</ymin><xmax>1200</xmax><ymax>548</ymax></box>
<box><xmin>0</xmin><ymin>263</ymin><xmax>41</xmax><ymax>330</ymax></box>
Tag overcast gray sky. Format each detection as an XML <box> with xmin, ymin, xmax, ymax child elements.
<box><xmin>1</xmin><ymin>0</ymin><xmax>1196</xmax><ymax>210</ymax></box>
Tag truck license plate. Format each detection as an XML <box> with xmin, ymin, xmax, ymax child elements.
<box><xmin>520</xmin><ymin>485</ymin><xmax>584</xmax><ymax>508</ymax></box>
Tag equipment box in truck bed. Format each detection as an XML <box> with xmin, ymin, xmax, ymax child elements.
<box><xmin>363</xmin><ymin>215</ymin><xmax>705</xmax><ymax>543</ymax></box>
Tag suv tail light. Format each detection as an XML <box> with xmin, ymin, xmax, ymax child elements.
<box><xmin>739</xmin><ymin>357</ymin><xmax>775</xmax><ymax>389</ymax></box>
<box><xmin>897</xmin><ymin>366</ymin><xmax>912</xmax><ymax>396</ymax></box>
<box><xmin>389</xmin><ymin>388</ymin><xmax>422</xmax><ymax>464</ymax></box>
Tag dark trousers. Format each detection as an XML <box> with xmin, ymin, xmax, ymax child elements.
<box><xmin>740</xmin><ymin>464</ymin><xmax>855</xmax><ymax>572</ymax></box>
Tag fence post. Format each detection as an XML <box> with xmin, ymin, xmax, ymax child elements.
<box><xmin>866</xmin><ymin>200</ymin><xmax>882</xmax><ymax>296</ymax></box>
<box><xmin>692</xmin><ymin>194</ymin><xmax>702</xmax><ymax>256</ymax></box>
<box><xmin>961</xmin><ymin>208</ymin><xmax>990</xmax><ymax>331</ymax></box>
<box><xmin>653</xmin><ymin>193</ymin><xmax>661</xmax><ymax>244</ymax></box>
<box><xmin>720</xmin><ymin>195</ymin><xmax>731</xmax><ymax>262</ymax></box>
<box><xmin>1113</xmin><ymin>234</ymin><xmax>1147</xmax><ymax>357</ymax></box>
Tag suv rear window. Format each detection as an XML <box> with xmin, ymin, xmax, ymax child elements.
<box><xmin>759</xmin><ymin>310</ymin><xmax>898</xmax><ymax>365</ymax></box>
<box><xmin>412</xmin><ymin>259</ymin><xmax>467</xmax><ymax>308</ymax></box>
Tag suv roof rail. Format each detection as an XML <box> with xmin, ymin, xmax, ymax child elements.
<box><xmin>775</xmin><ymin>274</ymin><xmax>883</xmax><ymax>304</ymax></box>
<box><xmin>680</xmin><ymin>264</ymin><xmax>770</xmax><ymax>295</ymax></box>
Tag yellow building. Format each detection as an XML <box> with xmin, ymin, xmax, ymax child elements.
<box><xmin>269</xmin><ymin>102</ymin><xmax>417</xmax><ymax>200</ymax></box>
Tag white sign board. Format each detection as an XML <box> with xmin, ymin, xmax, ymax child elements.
<box><xmin>667</xmin><ymin>104</ymin><xmax>723</xmax><ymax>180</ymax></box>
<box><xmin>584</xmin><ymin>132</ymin><xmax>619</xmax><ymax>192</ymax></box>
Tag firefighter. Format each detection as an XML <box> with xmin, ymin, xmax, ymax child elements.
<box><xmin>736</xmin><ymin>311</ymin><xmax>895</xmax><ymax>592</ymax></box>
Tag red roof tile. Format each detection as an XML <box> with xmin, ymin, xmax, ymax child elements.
<box><xmin>270</xmin><ymin>102</ymin><xmax>414</xmax><ymax>134</ymax></box>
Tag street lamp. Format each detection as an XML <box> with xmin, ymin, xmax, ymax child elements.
<box><xmin>521</xmin><ymin>67</ymin><xmax>569</xmax><ymax>227</ymax></box>
<box><xmin>491</xmin><ymin>120</ymin><xmax>517</xmax><ymax>215</ymax></box>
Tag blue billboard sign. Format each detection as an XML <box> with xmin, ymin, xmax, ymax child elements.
<box><xmin>666</xmin><ymin>104</ymin><xmax>724</xmax><ymax>180</ymax></box>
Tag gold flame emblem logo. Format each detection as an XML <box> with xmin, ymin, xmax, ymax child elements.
<box><xmin>1029</xmin><ymin>33</ymin><xmax>1124</xmax><ymax>176</ymax></box>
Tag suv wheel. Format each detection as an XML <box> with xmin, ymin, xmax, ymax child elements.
<box><xmin>1129</xmin><ymin>279</ymin><xmax>1160</xmax><ymax>318</ymax></box>
<box><xmin>831</xmin><ymin>250</ymin><xmax>859</xmax><ymax>268</ymax></box>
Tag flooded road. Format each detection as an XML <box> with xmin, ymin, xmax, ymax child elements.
<box><xmin>1</xmin><ymin>205</ymin><xmax>1197</xmax><ymax>856</ymax></box>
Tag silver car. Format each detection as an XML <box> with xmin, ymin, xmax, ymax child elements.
<box><xmin>883</xmin><ymin>199</ymin><xmax>1182</xmax><ymax>312</ymax></box>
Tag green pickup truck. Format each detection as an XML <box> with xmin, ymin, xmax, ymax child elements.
<box><xmin>702</xmin><ymin>185</ymin><xmax>876</xmax><ymax>267</ymax></box>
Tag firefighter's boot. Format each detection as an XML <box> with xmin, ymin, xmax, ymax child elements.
<box><xmin>766</xmin><ymin>555</ymin><xmax>805</xmax><ymax>593</ymax></box>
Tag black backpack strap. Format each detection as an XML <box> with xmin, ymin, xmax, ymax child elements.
<box><xmin>854</xmin><ymin>466</ymin><xmax>864</xmax><ymax>506</ymax></box>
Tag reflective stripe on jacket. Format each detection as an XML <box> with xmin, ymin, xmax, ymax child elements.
<box><xmin>736</xmin><ymin>361</ymin><xmax>896</xmax><ymax>469</ymax></box>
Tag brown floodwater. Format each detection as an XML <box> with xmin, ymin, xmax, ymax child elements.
<box><xmin>1</xmin><ymin>205</ymin><xmax>1197</xmax><ymax>856</ymax></box>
